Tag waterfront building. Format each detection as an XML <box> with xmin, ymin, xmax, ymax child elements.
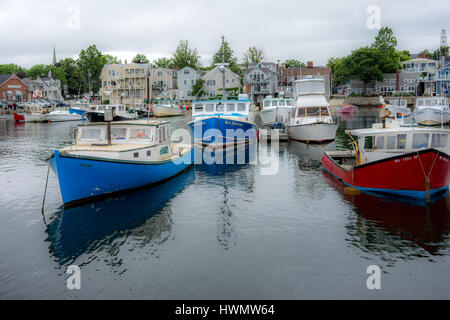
<box><xmin>35</xmin><ymin>75</ymin><xmax>63</xmax><ymax>100</ymax></box>
<box><xmin>0</xmin><ymin>74</ymin><xmax>29</xmax><ymax>102</ymax></box>
<box><xmin>149</xmin><ymin>67</ymin><xmax>178</xmax><ymax>99</ymax></box>
<box><xmin>177</xmin><ymin>66</ymin><xmax>202</xmax><ymax>102</ymax></box>
<box><xmin>100</xmin><ymin>63</ymin><xmax>151</xmax><ymax>106</ymax></box>
<box><xmin>243</xmin><ymin>62</ymin><xmax>279</xmax><ymax>104</ymax></box>
<box><xmin>201</xmin><ymin>66</ymin><xmax>241</xmax><ymax>97</ymax></box>
<box><xmin>401</xmin><ymin>58</ymin><xmax>440</xmax><ymax>95</ymax></box>
<box><xmin>436</xmin><ymin>60</ymin><xmax>450</xmax><ymax>96</ymax></box>
<box><xmin>22</xmin><ymin>78</ymin><xmax>45</xmax><ymax>99</ymax></box>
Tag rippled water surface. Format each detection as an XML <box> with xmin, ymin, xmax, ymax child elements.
<box><xmin>0</xmin><ymin>110</ymin><xmax>449</xmax><ymax>299</ymax></box>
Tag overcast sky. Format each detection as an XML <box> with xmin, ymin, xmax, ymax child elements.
<box><xmin>0</xmin><ymin>0</ymin><xmax>447</xmax><ymax>68</ymax></box>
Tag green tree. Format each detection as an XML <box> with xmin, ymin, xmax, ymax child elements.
<box><xmin>432</xmin><ymin>46</ymin><xmax>449</xmax><ymax>60</ymax></box>
<box><xmin>171</xmin><ymin>40</ymin><xmax>201</xmax><ymax>69</ymax></box>
<box><xmin>104</xmin><ymin>54</ymin><xmax>122</xmax><ymax>64</ymax></box>
<box><xmin>153</xmin><ymin>57</ymin><xmax>173</xmax><ymax>68</ymax></box>
<box><xmin>243</xmin><ymin>47</ymin><xmax>264</xmax><ymax>67</ymax></box>
<box><xmin>397</xmin><ymin>50</ymin><xmax>410</xmax><ymax>62</ymax></box>
<box><xmin>132</xmin><ymin>53</ymin><xmax>149</xmax><ymax>64</ymax></box>
<box><xmin>59</xmin><ymin>58</ymin><xmax>82</xmax><ymax>98</ymax></box>
<box><xmin>371</xmin><ymin>26</ymin><xmax>400</xmax><ymax>73</ymax></box>
<box><xmin>419</xmin><ymin>49</ymin><xmax>432</xmax><ymax>59</ymax></box>
<box><xmin>283</xmin><ymin>59</ymin><xmax>305</xmax><ymax>68</ymax></box>
<box><xmin>341</xmin><ymin>47</ymin><xmax>384</xmax><ymax>94</ymax></box>
<box><xmin>211</xmin><ymin>40</ymin><xmax>241</xmax><ymax>76</ymax></box>
<box><xmin>191</xmin><ymin>78</ymin><xmax>205</xmax><ymax>98</ymax></box>
<box><xmin>77</xmin><ymin>45</ymin><xmax>107</xmax><ymax>95</ymax></box>
<box><xmin>0</xmin><ymin>64</ymin><xmax>24</xmax><ymax>75</ymax></box>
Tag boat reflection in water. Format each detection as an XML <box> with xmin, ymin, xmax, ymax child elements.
<box><xmin>194</xmin><ymin>144</ymin><xmax>256</xmax><ymax>249</ymax></box>
<box><xmin>323</xmin><ymin>170</ymin><xmax>450</xmax><ymax>256</ymax></box>
<box><xmin>45</xmin><ymin>168</ymin><xmax>195</xmax><ymax>266</ymax></box>
<box><xmin>288</xmin><ymin>140</ymin><xmax>336</xmax><ymax>169</ymax></box>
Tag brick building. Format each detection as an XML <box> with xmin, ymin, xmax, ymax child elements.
<box><xmin>0</xmin><ymin>74</ymin><xmax>29</xmax><ymax>102</ymax></box>
<box><xmin>279</xmin><ymin>62</ymin><xmax>332</xmax><ymax>98</ymax></box>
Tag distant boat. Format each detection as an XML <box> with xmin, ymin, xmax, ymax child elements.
<box><xmin>286</xmin><ymin>78</ymin><xmax>338</xmax><ymax>143</ymax></box>
<box><xmin>84</xmin><ymin>104</ymin><xmax>138</xmax><ymax>122</ymax></box>
<box><xmin>335</xmin><ymin>104</ymin><xmax>358</xmax><ymax>114</ymax></box>
<box><xmin>152</xmin><ymin>99</ymin><xmax>185</xmax><ymax>117</ymax></box>
<box><xmin>413</xmin><ymin>96</ymin><xmax>450</xmax><ymax>126</ymax></box>
<box><xmin>13</xmin><ymin>113</ymin><xmax>25</xmax><ymax>122</ymax></box>
<box><xmin>43</xmin><ymin>108</ymin><xmax>83</xmax><ymax>122</ymax></box>
<box><xmin>259</xmin><ymin>96</ymin><xmax>295</xmax><ymax>127</ymax></box>
<box><xmin>24</xmin><ymin>104</ymin><xmax>48</xmax><ymax>122</ymax></box>
<box><xmin>50</xmin><ymin>120</ymin><xmax>193</xmax><ymax>206</ymax></box>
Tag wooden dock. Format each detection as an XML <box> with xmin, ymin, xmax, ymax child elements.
<box><xmin>258</xmin><ymin>128</ymin><xmax>289</xmax><ymax>142</ymax></box>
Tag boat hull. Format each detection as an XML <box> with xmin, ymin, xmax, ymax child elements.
<box><xmin>322</xmin><ymin>149</ymin><xmax>450</xmax><ymax>201</ymax></box>
<box><xmin>153</xmin><ymin>105</ymin><xmax>184</xmax><ymax>117</ymax></box>
<box><xmin>13</xmin><ymin>113</ymin><xmax>25</xmax><ymax>122</ymax></box>
<box><xmin>287</xmin><ymin>123</ymin><xmax>338</xmax><ymax>143</ymax></box>
<box><xmin>188</xmin><ymin>116</ymin><xmax>258</xmax><ymax>148</ymax></box>
<box><xmin>25</xmin><ymin>114</ymin><xmax>47</xmax><ymax>122</ymax></box>
<box><xmin>259</xmin><ymin>107</ymin><xmax>292</xmax><ymax>127</ymax></box>
<box><xmin>44</xmin><ymin>113</ymin><xmax>83</xmax><ymax>122</ymax></box>
<box><xmin>51</xmin><ymin>148</ymin><xmax>194</xmax><ymax>206</ymax></box>
<box><xmin>413</xmin><ymin>108</ymin><xmax>450</xmax><ymax>126</ymax></box>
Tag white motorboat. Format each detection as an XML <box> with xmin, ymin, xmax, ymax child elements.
<box><xmin>413</xmin><ymin>96</ymin><xmax>450</xmax><ymax>126</ymax></box>
<box><xmin>24</xmin><ymin>104</ymin><xmax>47</xmax><ymax>122</ymax></box>
<box><xmin>152</xmin><ymin>99</ymin><xmax>185</xmax><ymax>117</ymax></box>
<box><xmin>259</xmin><ymin>96</ymin><xmax>295</xmax><ymax>127</ymax></box>
<box><xmin>286</xmin><ymin>78</ymin><xmax>338</xmax><ymax>143</ymax></box>
<box><xmin>44</xmin><ymin>108</ymin><xmax>83</xmax><ymax>122</ymax></box>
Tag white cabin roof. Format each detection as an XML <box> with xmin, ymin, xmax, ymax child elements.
<box><xmin>347</xmin><ymin>126</ymin><xmax>450</xmax><ymax>137</ymax></box>
<box><xmin>297</xmin><ymin>95</ymin><xmax>329</xmax><ymax>107</ymax></box>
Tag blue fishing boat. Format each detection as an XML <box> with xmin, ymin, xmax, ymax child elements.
<box><xmin>188</xmin><ymin>96</ymin><xmax>257</xmax><ymax>148</ymax></box>
<box><xmin>50</xmin><ymin>120</ymin><xmax>193</xmax><ymax>206</ymax></box>
<box><xmin>188</xmin><ymin>36</ymin><xmax>258</xmax><ymax>149</ymax></box>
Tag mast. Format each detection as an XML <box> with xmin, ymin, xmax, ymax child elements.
<box><xmin>217</xmin><ymin>35</ymin><xmax>229</xmax><ymax>100</ymax></box>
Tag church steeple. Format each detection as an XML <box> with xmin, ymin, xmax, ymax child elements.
<box><xmin>52</xmin><ymin>46</ymin><xmax>57</xmax><ymax>65</ymax></box>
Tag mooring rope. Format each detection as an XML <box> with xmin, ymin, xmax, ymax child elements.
<box><xmin>41</xmin><ymin>160</ymin><xmax>51</xmax><ymax>214</ymax></box>
<box><xmin>416</xmin><ymin>151</ymin><xmax>440</xmax><ymax>203</ymax></box>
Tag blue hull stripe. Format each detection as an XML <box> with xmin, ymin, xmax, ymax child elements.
<box><xmin>322</xmin><ymin>167</ymin><xmax>449</xmax><ymax>200</ymax></box>
<box><xmin>52</xmin><ymin>149</ymin><xmax>193</xmax><ymax>205</ymax></box>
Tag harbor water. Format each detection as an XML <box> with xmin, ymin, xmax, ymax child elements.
<box><xmin>0</xmin><ymin>110</ymin><xmax>449</xmax><ymax>299</ymax></box>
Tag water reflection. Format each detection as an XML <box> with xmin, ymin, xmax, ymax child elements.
<box><xmin>323</xmin><ymin>171</ymin><xmax>450</xmax><ymax>260</ymax></box>
<box><xmin>45</xmin><ymin>168</ymin><xmax>195</xmax><ymax>267</ymax></box>
<box><xmin>288</xmin><ymin>140</ymin><xmax>336</xmax><ymax>169</ymax></box>
<box><xmin>195</xmin><ymin>145</ymin><xmax>257</xmax><ymax>249</ymax></box>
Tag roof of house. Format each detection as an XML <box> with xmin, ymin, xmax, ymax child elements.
<box><xmin>0</xmin><ymin>74</ymin><xmax>13</xmax><ymax>86</ymax></box>
<box><xmin>202</xmin><ymin>66</ymin><xmax>240</xmax><ymax>80</ymax></box>
<box><xmin>281</xmin><ymin>66</ymin><xmax>331</xmax><ymax>78</ymax></box>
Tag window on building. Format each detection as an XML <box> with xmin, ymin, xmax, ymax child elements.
<box><xmin>184</xmin><ymin>69</ymin><xmax>189</xmax><ymax>74</ymax></box>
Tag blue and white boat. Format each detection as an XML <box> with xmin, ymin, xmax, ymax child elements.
<box><xmin>188</xmin><ymin>95</ymin><xmax>258</xmax><ymax>149</ymax></box>
<box><xmin>50</xmin><ymin>120</ymin><xmax>193</xmax><ymax>206</ymax></box>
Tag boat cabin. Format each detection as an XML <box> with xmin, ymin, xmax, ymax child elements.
<box><xmin>416</xmin><ymin>97</ymin><xmax>449</xmax><ymax>109</ymax></box>
<box><xmin>389</xmin><ymin>98</ymin><xmax>408</xmax><ymax>108</ymax></box>
<box><xmin>347</xmin><ymin>126</ymin><xmax>450</xmax><ymax>164</ymax></box>
<box><xmin>292</xmin><ymin>78</ymin><xmax>326</xmax><ymax>97</ymax></box>
<box><xmin>152</xmin><ymin>99</ymin><xmax>179</xmax><ymax>107</ymax></box>
<box><xmin>262</xmin><ymin>97</ymin><xmax>294</xmax><ymax>109</ymax></box>
<box><xmin>90</xmin><ymin>104</ymin><xmax>127</xmax><ymax>113</ymax></box>
<box><xmin>192</xmin><ymin>99</ymin><xmax>251</xmax><ymax>117</ymax></box>
<box><xmin>66</xmin><ymin>120</ymin><xmax>177</xmax><ymax>162</ymax></box>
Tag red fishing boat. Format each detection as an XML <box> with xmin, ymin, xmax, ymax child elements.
<box><xmin>335</xmin><ymin>104</ymin><xmax>358</xmax><ymax>114</ymax></box>
<box><xmin>322</xmin><ymin>123</ymin><xmax>450</xmax><ymax>202</ymax></box>
<box><xmin>13</xmin><ymin>113</ymin><xmax>25</xmax><ymax>122</ymax></box>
